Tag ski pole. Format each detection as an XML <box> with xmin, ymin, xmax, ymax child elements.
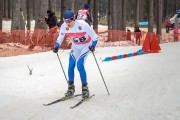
<box><xmin>92</xmin><ymin>52</ymin><xmax>110</xmax><ymax>95</ymax></box>
<box><xmin>56</xmin><ymin>53</ymin><xmax>68</xmax><ymax>83</ymax></box>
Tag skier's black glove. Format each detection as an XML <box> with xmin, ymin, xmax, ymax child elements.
<box><xmin>53</xmin><ymin>47</ymin><xmax>59</xmax><ymax>53</ymax></box>
<box><xmin>89</xmin><ymin>46</ymin><xmax>95</xmax><ymax>52</ymax></box>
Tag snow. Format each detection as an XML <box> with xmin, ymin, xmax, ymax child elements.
<box><xmin>0</xmin><ymin>42</ymin><xmax>180</xmax><ymax>120</ymax></box>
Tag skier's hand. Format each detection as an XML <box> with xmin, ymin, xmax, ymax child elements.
<box><xmin>53</xmin><ymin>47</ymin><xmax>59</xmax><ymax>53</ymax></box>
<box><xmin>89</xmin><ymin>45</ymin><xmax>95</xmax><ymax>52</ymax></box>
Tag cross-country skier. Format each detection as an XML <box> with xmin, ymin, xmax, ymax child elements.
<box><xmin>53</xmin><ymin>9</ymin><xmax>98</xmax><ymax>99</ymax></box>
<box><xmin>76</xmin><ymin>3</ymin><xmax>92</xmax><ymax>25</ymax></box>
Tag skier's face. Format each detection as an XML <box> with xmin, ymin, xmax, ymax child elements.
<box><xmin>64</xmin><ymin>18</ymin><xmax>75</xmax><ymax>28</ymax></box>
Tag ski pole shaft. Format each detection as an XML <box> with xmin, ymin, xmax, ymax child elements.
<box><xmin>92</xmin><ymin>52</ymin><xmax>110</xmax><ymax>95</ymax></box>
<box><xmin>56</xmin><ymin>53</ymin><xmax>68</xmax><ymax>83</ymax></box>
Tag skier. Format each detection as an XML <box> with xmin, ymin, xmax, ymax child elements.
<box><xmin>76</xmin><ymin>3</ymin><xmax>92</xmax><ymax>25</ymax></box>
<box><xmin>53</xmin><ymin>9</ymin><xmax>98</xmax><ymax>99</ymax></box>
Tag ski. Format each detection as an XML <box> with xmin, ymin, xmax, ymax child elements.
<box><xmin>70</xmin><ymin>94</ymin><xmax>95</xmax><ymax>109</ymax></box>
<box><xmin>43</xmin><ymin>94</ymin><xmax>82</xmax><ymax>106</ymax></box>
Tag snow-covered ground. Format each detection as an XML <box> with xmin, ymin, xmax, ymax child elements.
<box><xmin>0</xmin><ymin>42</ymin><xmax>180</xmax><ymax>120</ymax></box>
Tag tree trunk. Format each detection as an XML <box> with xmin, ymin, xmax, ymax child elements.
<box><xmin>60</xmin><ymin>0</ymin><xmax>65</xmax><ymax>26</ymax></box>
<box><xmin>163</xmin><ymin>0</ymin><xmax>168</xmax><ymax>20</ymax></box>
<box><xmin>139</xmin><ymin>0</ymin><xmax>144</xmax><ymax>22</ymax></box>
<box><xmin>111</xmin><ymin>0</ymin><xmax>117</xmax><ymax>30</ymax></box>
<box><xmin>4</xmin><ymin>0</ymin><xmax>8</xmax><ymax>18</ymax></box>
<box><xmin>156</xmin><ymin>0</ymin><xmax>162</xmax><ymax>43</ymax></box>
<box><xmin>153</xmin><ymin>0</ymin><xmax>157</xmax><ymax>23</ymax></box>
<box><xmin>35</xmin><ymin>0</ymin><xmax>48</xmax><ymax>29</ymax></box>
<box><xmin>108</xmin><ymin>0</ymin><xmax>111</xmax><ymax>30</ymax></box>
<box><xmin>49</xmin><ymin>0</ymin><xmax>56</xmax><ymax>13</ymax></box>
<box><xmin>8</xmin><ymin>0</ymin><xmax>12</xmax><ymax>19</ymax></box>
<box><xmin>148</xmin><ymin>0</ymin><xmax>153</xmax><ymax>33</ymax></box>
<box><xmin>20</xmin><ymin>0</ymin><xmax>26</xmax><ymax>30</ymax></box>
<box><xmin>122</xmin><ymin>0</ymin><xmax>126</xmax><ymax>31</ymax></box>
<box><xmin>11</xmin><ymin>0</ymin><xmax>21</xmax><ymax>30</ymax></box>
<box><xmin>93</xmin><ymin>0</ymin><xmax>98</xmax><ymax>30</ymax></box>
<box><xmin>56</xmin><ymin>0</ymin><xmax>61</xmax><ymax>12</ymax></box>
<box><xmin>135</xmin><ymin>0</ymin><xmax>140</xmax><ymax>27</ymax></box>
<box><xmin>0</xmin><ymin>0</ymin><xmax>3</xmax><ymax>30</ymax></box>
<box><xmin>116</xmin><ymin>0</ymin><xmax>122</xmax><ymax>30</ymax></box>
<box><xmin>27</xmin><ymin>0</ymin><xmax>32</xmax><ymax>30</ymax></box>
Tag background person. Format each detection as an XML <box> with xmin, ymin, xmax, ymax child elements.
<box><xmin>76</xmin><ymin>3</ymin><xmax>92</xmax><ymax>25</ymax></box>
<box><xmin>45</xmin><ymin>10</ymin><xmax>58</xmax><ymax>49</ymax></box>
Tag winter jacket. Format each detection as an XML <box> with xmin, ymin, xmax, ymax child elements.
<box><xmin>45</xmin><ymin>12</ymin><xmax>57</xmax><ymax>29</ymax></box>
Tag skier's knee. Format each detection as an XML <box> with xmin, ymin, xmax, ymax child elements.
<box><xmin>77</xmin><ymin>63</ymin><xmax>84</xmax><ymax>71</ymax></box>
<box><xmin>69</xmin><ymin>61</ymin><xmax>75</xmax><ymax>70</ymax></box>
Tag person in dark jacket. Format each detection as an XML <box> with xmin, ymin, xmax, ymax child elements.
<box><xmin>45</xmin><ymin>10</ymin><xmax>57</xmax><ymax>29</ymax></box>
<box><xmin>134</xmin><ymin>26</ymin><xmax>142</xmax><ymax>46</ymax></box>
<box><xmin>45</xmin><ymin>10</ymin><xmax>58</xmax><ymax>49</ymax></box>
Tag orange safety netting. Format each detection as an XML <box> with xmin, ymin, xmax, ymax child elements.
<box><xmin>0</xmin><ymin>28</ymin><xmax>179</xmax><ymax>57</ymax></box>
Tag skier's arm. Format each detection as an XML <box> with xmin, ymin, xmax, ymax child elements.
<box><xmin>55</xmin><ymin>23</ymin><xmax>66</xmax><ymax>48</ymax></box>
<box><xmin>85</xmin><ymin>22</ymin><xmax>98</xmax><ymax>47</ymax></box>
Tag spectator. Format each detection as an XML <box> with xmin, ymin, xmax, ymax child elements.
<box><xmin>45</xmin><ymin>10</ymin><xmax>58</xmax><ymax>49</ymax></box>
<box><xmin>134</xmin><ymin>26</ymin><xmax>142</xmax><ymax>46</ymax></box>
<box><xmin>76</xmin><ymin>3</ymin><xmax>92</xmax><ymax>25</ymax></box>
<box><xmin>174</xmin><ymin>26</ymin><xmax>179</xmax><ymax>42</ymax></box>
<box><xmin>126</xmin><ymin>28</ymin><xmax>131</xmax><ymax>41</ymax></box>
<box><xmin>166</xmin><ymin>16</ymin><xmax>171</xmax><ymax>33</ymax></box>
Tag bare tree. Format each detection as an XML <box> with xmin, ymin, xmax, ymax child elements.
<box><xmin>122</xmin><ymin>0</ymin><xmax>126</xmax><ymax>30</ymax></box>
<box><xmin>34</xmin><ymin>0</ymin><xmax>48</xmax><ymax>29</ymax></box>
<box><xmin>8</xmin><ymin>0</ymin><xmax>12</xmax><ymax>19</ymax></box>
<box><xmin>117</xmin><ymin>0</ymin><xmax>122</xmax><ymax>30</ymax></box>
<box><xmin>0</xmin><ymin>0</ymin><xmax>3</xmax><ymax>30</ymax></box>
<box><xmin>20</xmin><ymin>0</ymin><xmax>26</xmax><ymax>30</ymax></box>
<box><xmin>11</xmin><ymin>0</ymin><xmax>21</xmax><ymax>30</ymax></box>
<box><xmin>108</xmin><ymin>0</ymin><xmax>111</xmax><ymax>30</ymax></box>
<box><xmin>27</xmin><ymin>0</ymin><xmax>32</xmax><ymax>30</ymax></box>
<box><xmin>93</xmin><ymin>0</ymin><xmax>98</xmax><ymax>30</ymax></box>
<box><xmin>60</xmin><ymin>0</ymin><xmax>65</xmax><ymax>26</ymax></box>
<box><xmin>4</xmin><ymin>0</ymin><xmax>8</xmax><ymax>18</ymax></box>
<box><xmin>156</xmin><ymin>0</ymin><xmax>162</xmax><ymax>43</ymax></box>
<box><xmin>49</xmin><ymin>0</ymin><xmax>56</xmax><ymax>13</ymax></box>
<box><xmin>135</xmin><ymin>0</ymin><xmax>140</xmax><ymax>28</ymax></box>
<box><xmin>148</xmin><ymin>0</ymin><xmax>153</xmax><ymax>33</ymax></box>
<box><xmin>139</xmin><ymin>0</ymin><xmax>144</xmax><ymax>22</ymax></box>
<box><xmin>111</xmin><ymin>0</ymin><xmax>117</xmax><ymax>30</ymax></box>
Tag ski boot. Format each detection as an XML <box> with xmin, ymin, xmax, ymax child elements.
<box><xmin>82</xmin><ymin>83</ymin><xmax>89</xmax><ymax>99</ymax></box>
<box><xmin>65</xmin><ymin>82</ymin><xmax>75</xmax><ymax>97</ymax></box>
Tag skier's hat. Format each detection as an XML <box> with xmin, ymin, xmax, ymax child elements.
<box><xmin>84</xmin><ymin>3</ymin><xmax>89</xmax><ymax>9</ymax></box>
<box><xmin>64</xmin><ymin>9</ymin><xmax>74</xmax><ymax>20</ymax></box>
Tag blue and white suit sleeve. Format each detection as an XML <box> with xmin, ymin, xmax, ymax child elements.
<box><xmin>55</xmin><ymin>23</ymin><xmax>66</xmax><ymax>48</ymax></box>
<box><xmin>84</xmin><ymin>22</ymin><xmax>98</xmax><ymax>47</ymax></box>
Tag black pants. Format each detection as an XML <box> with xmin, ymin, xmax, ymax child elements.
<box><xmin>166</xmin><ymin>26</ymin><xmax>170</xmax><ymax>33</ymax></box>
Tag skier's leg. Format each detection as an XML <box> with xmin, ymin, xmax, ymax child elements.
<box><xmin>77</xmin><ymin>51</ymin><xmax>89</xmax><ymax>85</ymax></box>
<box><xmin>68</xmin><ymin>47</ymin><xmax>81</xmax><ymax>82</ymax></box>
<box><xmin>68</xmin><ymin>54</ymin><xmax>76</xmax><ymax>83</ymax></box>
<box><xmin>77</xmin><ymin>47</ymin><xmax>89</xmax><ymax>98</ymax></box>
<box><xmin>65</xmin><ymin>48</ymin><xmax>80</xmax><ymax>97</ymax></box>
